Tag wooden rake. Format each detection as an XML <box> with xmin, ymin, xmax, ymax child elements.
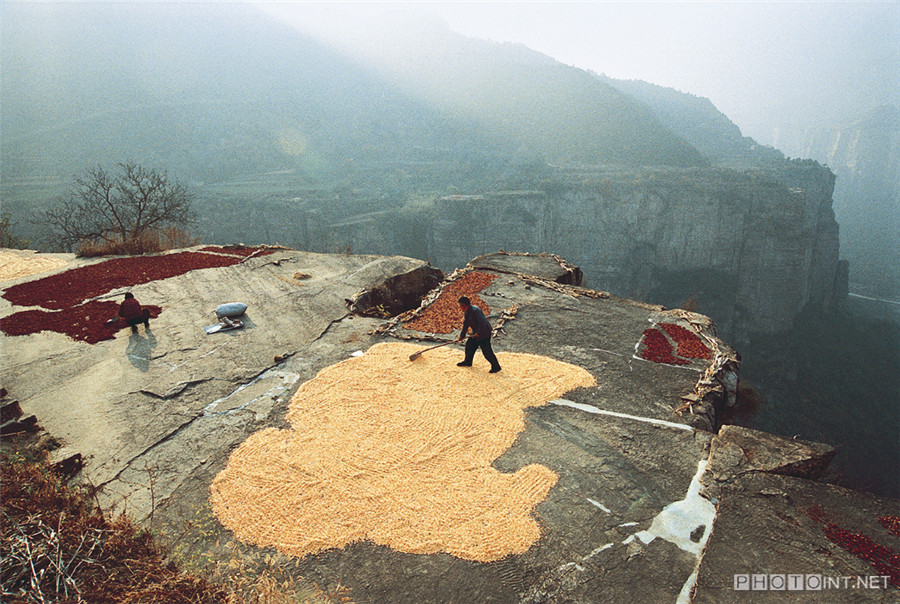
<box><xmin>408</xmin><ymin>341</ymin><xmax>456</xmax><ymax>361</ymax></box>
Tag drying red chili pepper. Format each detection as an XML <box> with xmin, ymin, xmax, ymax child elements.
<box><xmin>804</xmin><ymin>506</ymin><xmax>900</xmax><ymax>588</ymax></box>
<box><xmin>659</xmin><ymin>323</ymin><xmax>711</xmax><ymax>359</ymax></box>
<box><xmin>879</xmin><ymin>515</ymin><xmax>900</xmax><ymax>537</ymax></box>
<box><xmin>404</xmin><ymin>272</ymin><xmax>498</xmax><ymax>334</ymax></box>
<box><xmin>2</xmin><ymin>251</ymin><xmax>243</xmax><ymax>310</ymax></box>
<box><xmin>1</xmin><ymin>300</ymin><xmax>161</xmax><ymax>344</ymax></box>
<box><xmin>638</xmin><ymin>328</ymin><xmax>690</xmax><ymax>365</ymax></box>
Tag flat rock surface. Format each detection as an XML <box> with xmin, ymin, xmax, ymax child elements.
<box><xmin>469</xmin><ymin>253</ymin><xmax>580</xmax><ymax>284</ymax></box>
<box><xmin>2</xmin><ymin>249</ymin><xmax>896</xmax><ymax>603</ymax></box>
<box><xmin>695</xmin><ymin>472</ymin><xmax>899</xmax><ymax>603</ymax></box>
<box><xmin>1</xmin><ymin>249</ymin><xmax>426</xmax><ymax>515</ymax></box>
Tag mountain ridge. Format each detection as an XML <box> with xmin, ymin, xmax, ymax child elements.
<box><xmin>2</xmin><ymin>1</ymin><xmax>707</xmax><ymax>189</ymax></box>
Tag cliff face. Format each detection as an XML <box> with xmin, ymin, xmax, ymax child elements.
<box><xmin>782</xmin><ymin>105</ymin><xmax>900</xmax><ymax>298</ymax></box>
<box><xmin>342</xmin><ymin>164</ymin><xmax>839</xmax><ymax>342</ymax></box>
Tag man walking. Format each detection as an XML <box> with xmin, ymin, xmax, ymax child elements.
<box><xmin>456</xmin><ymin>296</ymin><xmax>501</xmax><ymax>373</ymax></box>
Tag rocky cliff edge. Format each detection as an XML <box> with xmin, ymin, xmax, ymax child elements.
<box><xmin>1</xmin><ymin>248</ymin><xmax>896</xmax><ymax>603</ymax></box>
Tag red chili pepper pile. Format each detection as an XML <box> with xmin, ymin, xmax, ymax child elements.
<box><xmin>638</xmin><ymin>328</ymin><xmax>691</xmax><ymax>365</ymax></box>
<box><xmin>199</xmin><ymin>246</ymin><xmax>275</xmax><ymax>258</ymax></box>
<box><xmin>404</xmin><ymin>272</ymin><xmax>498</xmax><ymax>334</ymax></box>
<box><xmin>2</xmin><ymin>252</ymin><xmax>243</xmax><ymax>311</ymax></box>
<box><xmin>880</xmin><ymin>515</ymin><xmax>900</xmax><ymax>537</ymax></box>
<box><xmin>638</xmin><ymin>322</ymin><xmax>712</xmax><ymax>366</ymax></box>
<box><xmin>1</xmin><ymin>251</ymin><xmax>243</xmax><ymax>344</ymax></box>
<box><xmin>805</xmin><ymin>506</ymin><xmax>900</xmax><ymax>587</ymax></box>
<box><xmin>1</xmin><ymin>301</ymin><xmax>162</xmax><ymax>344</ymax></box>
<box><xmin>659</xmin><ymin>323</ymin><xmax>711</xmax><ymax>359</ymax></box>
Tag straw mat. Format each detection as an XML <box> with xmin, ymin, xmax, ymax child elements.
<box><xmin>210</xmin><ymin>342</ymin><xmax>596</xmax><ymax>562</ymax></box>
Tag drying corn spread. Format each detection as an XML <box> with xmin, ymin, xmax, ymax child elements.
<box><xmin>209</xmin><ymin>342</ymin><xmax>596</xmax><ymax>562</ymax></box>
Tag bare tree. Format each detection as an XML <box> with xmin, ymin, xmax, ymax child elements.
<box><xmin>1</xmin><ymin>211</ymin><xmax>31</xmax><ymax>249</ymax></box>
<box><xmin>43</xmin><ymin>163</ymin><xmax>196</xmax><ymax>250</ymax></box>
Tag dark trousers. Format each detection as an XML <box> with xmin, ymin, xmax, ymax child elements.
<box><xmin>126</xmin><ymin>308</ymin><xmax>151</xmax><ymax>331</ymax></box>
<box><xmin>464</xmin><ymin>336</ymin><xmax>500</xmax><ymax>369</ymax></box>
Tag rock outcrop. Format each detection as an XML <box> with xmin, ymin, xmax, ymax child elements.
<box><xmin>1</xmin><ymin>249</ymin><xmax>894</xmax><ymax>603</ymax></box>
<box><xmin>0</xmin><ymin>248</ymin><xmax>439</xmax><ymax>518</ymax></box>
<box><xmin>705</xmin><ymin>424</ymin><xmax>837</xmax><ymax>484</ymax></box>
<box><xmin>347</xmin><ymin>263</ymin><xmax>444</xmax><ymax>317</ymax></box>
<box><xmin>269</xmin><ymin>163</ymin><xmax>839</xmax><ymax>347</ymax></box>
<box><xmin>378</xmin><ymin>165</ymin><xmax>839</xmax><ymax>343</ymax></box>
<box><xmin>698</xmin><ymin>425</ymin><xmax>897</xmax><ymax>603</ymax></box>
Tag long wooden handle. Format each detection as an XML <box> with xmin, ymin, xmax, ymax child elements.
<box><xmin>424</xmin><ymin>341</ymin><xmax>451</xmax><ymax>352</ymax></box>
<box><xmin>409</xmin><ymin>340</ymin><xmax>454</xmax><ymax>360</ymax></box>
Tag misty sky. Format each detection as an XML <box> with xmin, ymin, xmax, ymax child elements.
<box><xmin>263</xmin><ymin>1</ymin><xmax>899</xmax><ymax>147</ymax></box>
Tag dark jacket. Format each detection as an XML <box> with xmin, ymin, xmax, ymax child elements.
<box><xmin>461</xmin><ymin>304</ymin><xmax>492</xmax><ymax>340</ymax></box>
<box><xmin>118</xmin><ymin>298</ymin><xmax>143</xmax><ymax>321</ymax></box>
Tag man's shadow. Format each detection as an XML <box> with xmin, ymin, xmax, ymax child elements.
<box><xmin>126</xmin><ymin>328</ymin><xmax>157</xmax><ymax>372</ymax></box>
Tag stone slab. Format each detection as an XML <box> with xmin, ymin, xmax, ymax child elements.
<box><xmin>694</xmin><ymin>472</ymin><xmax>898</xmax><ymax>603</ymax></box>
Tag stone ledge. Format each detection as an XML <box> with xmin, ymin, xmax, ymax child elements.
<box><xmin>705</xmin><ymin>424</ymin><xmax>836</xmax><ymax>491</ymax></box>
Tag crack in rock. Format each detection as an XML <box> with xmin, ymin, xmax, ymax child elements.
<box><xmin>137</xmin><ymin>378</ymin><xmax>212</xmax><ymax>400</ymax></box>
<box><xmin>203</xmin><ymin>368</ymin><xmax>300</xmax><ymax>416</ymax></box>
<box><xmin>310</xmin><ymin>313</ymin><xmax>349</xmax><ymax>345</ymax></box>
<box><xmin>95</xmin><ymin>411</ymin><xmax>204</xmax><ymax>490</ymax></box>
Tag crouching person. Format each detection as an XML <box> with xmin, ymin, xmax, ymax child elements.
<box><xmin>119</xmin><ymin>292</ymin><xmax>151</xmax><ymax>333</ymax></box>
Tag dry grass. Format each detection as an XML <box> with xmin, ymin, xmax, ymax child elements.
<box><xmin>1</xmin><ymin>451</ymin><xmax>350</xmax><ymax>603</ymax></box>
<box><xmin>1</xmin><ymin>450</ymin><xmax>224</xmax><ymax>603</ymax></box>
<box><xmin>210</xmin><ymin>342</ymin><xmax>596</xmax><ymax>563</ymax></box>
<box><xmin>76</xmin><ymin>227</ymin><xmax>199</xmax><ymax>258</ymax></box>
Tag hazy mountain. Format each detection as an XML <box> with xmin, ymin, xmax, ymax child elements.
<box><xmin>569</xmin><ymin>78</ymin><xmax>898</xmax><ymax>300</ymax></box>
<box><xmin>310</xmin><ymin>10</ymin><xmax>708</xmax><ymax>168</ymax></box>
<box><xmin>1</xmin><ymin>3</ymin><xmax>508</xmax><ymax>186</ymax></box>
<box><xmin>2</xmin><ymin>1</ymin><xmax>705</xmax><ymax>195</ymax></box>
<box><xmin>596</xmin><ymin>76</ymin><xmax>787</xmax><ymax>169</ymax></box>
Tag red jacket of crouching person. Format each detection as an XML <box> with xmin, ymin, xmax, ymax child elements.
<box><xmin>119</xmin><ymin>294</ymin><xmax>149</xmax><ymax>325</ymax></box>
